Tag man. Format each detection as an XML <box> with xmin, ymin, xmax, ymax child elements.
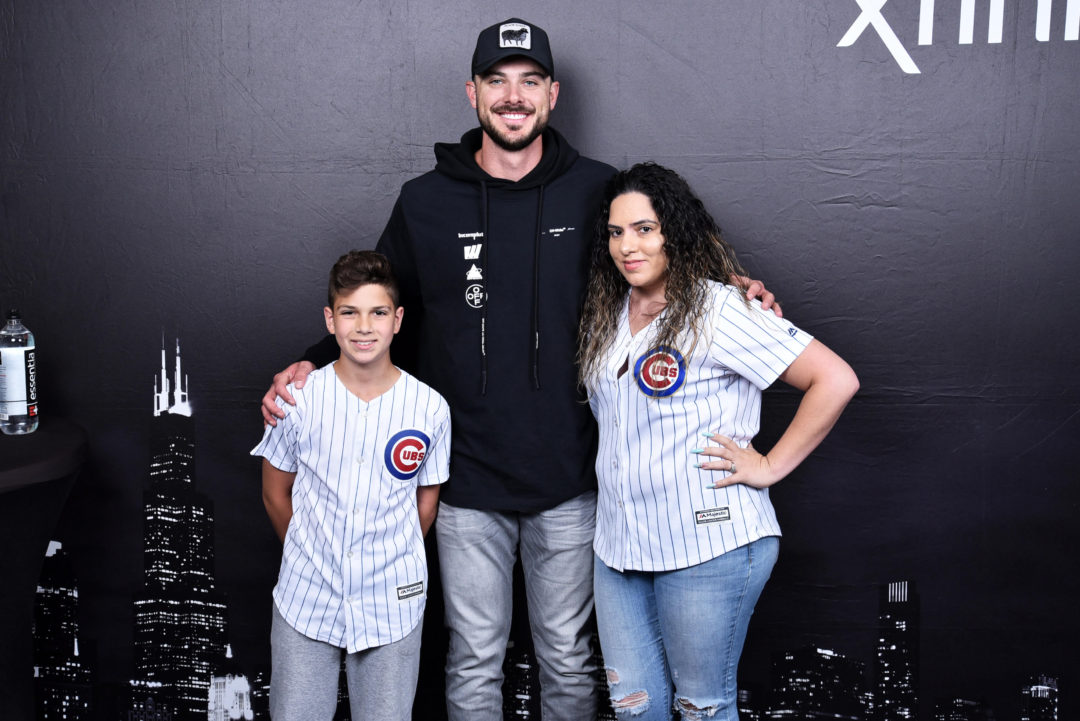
<box><xmin>262</xmin><ymin>18</ymin><xmax>778</xmax><ymax>720</ymax></box>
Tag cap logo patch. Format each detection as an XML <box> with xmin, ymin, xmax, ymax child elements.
<box><xmin>499</xmin><ymin>23</ymin><xmax>531</xmax><ymax>49</ymax></box>
<box><xmin>384</xmin><ymin>429</ymin><xmax>431</xmax><ymax>481</ymax></box>
<box><xmin>634</xmin><ymin>346</ymin><xmax>686</xmax><ymax>397</ymax></box>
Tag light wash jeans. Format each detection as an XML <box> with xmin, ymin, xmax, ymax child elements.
<box><xmin>269</xmin><ymin>605</ymin><xmax>422</xmax><ymax>721</ymax></box>
<box><xmin>435</xmin><ymin>492</ymin><xmax>599</xmax><ymax>721</ymax></box>
<box><xmin>593</xmin><ymin>536</ymin><xmax>779</xmax><ymax>721</ymax></box>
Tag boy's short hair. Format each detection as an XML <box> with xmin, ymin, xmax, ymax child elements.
<box><xmin>328</xmin><ymin>250</ymin><xmax>400</xmax><ymax>308</ymax></box>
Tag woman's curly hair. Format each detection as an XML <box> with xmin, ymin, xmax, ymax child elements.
<box><xmin>577</xmin><ymin>162</ymin><xmax>747</xmax><ymax>384</ymax></box>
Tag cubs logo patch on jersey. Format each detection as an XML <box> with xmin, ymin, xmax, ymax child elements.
<box><xmin>384</xmin><ymin>429</ymin><xmax>432</xmax><ymax>481</ymax></box>
<box><xmin>634</xmin><ymin>346</ymin><xmax>686</xmax><ymax>397</ymax></box>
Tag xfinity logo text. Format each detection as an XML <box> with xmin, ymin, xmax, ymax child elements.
<box><xmin>839</xmin><ymin>0</ymin><xmax>1079</xmax><ymax>73</ymax></box>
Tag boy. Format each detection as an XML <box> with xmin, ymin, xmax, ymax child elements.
<box><xmin>251</xmin><ymin>250</ymin><xmax>449</xmax><ymax>720</ymax></box>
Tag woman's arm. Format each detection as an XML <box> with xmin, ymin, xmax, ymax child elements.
<box><xmin>262</xmin><ymin>458</ymin><xmax>296</xmax><ymax>543</ymax></box>
<box><xmin>697</xmin><ymin>339</ymin><xmax>859</xmax><ymax>488</ymax></box>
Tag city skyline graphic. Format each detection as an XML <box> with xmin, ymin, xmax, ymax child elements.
<box><xmin>32</xmin><ymin>337</ymin><xmax>1070</xmax><ymax>720</ymax></box>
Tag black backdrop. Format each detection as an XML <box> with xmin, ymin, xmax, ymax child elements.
<box><xmin>3</xmin><ymin>1</ymin><xmax>1079</xmax><ymax>719</ymax></box>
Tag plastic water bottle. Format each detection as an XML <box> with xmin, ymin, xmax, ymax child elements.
<box><xmin>0</xmin><ymin>309</ymin><xmax>39</xmax><ymax>435</ymax></box>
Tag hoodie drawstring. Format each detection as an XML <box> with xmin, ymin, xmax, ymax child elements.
<box><xmin>531</xmin><ymin>185</ymin><xmax>545</xmax><ymax>390</ymax></box>
<box><xmin>479</xmin><ymin>180</ymin><xmax>490</xmax><ymax>395</ymax></box>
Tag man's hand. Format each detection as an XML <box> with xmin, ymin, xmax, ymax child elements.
<box><xmin>732</xmin><ymin>275</ymin><xmax>782</xmax><ymax>318</ymax></box>
<box><xmin>261</xmin><ymin>361</ymin><xmax>316</xmax><ymax>426</ymax></box>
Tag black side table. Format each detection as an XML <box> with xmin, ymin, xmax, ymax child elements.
<box><xmin>0</xmin><ymin>418</ymin><xmax>87</xmax><ymax>721</ymax></box>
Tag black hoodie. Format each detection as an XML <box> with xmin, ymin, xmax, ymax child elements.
<box><xmin>308</xmin><ymin>127</ymin><xmax>614</xmax><ymax>512</ymax></box>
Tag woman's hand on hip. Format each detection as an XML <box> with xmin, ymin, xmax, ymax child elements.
<box><xmin>693</xmin><ymin>433</ymin><xmax>779</xmax><ymax>490</ymax></box>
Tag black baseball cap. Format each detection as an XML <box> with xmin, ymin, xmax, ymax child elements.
<box><xmin>471</xmin><ymin>18</ymin><xmax>555</xmax><ymax>79</ymax></box>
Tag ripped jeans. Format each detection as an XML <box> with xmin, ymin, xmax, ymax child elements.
<box><xmin>592</xmin><ymin>537</ymin><xmax>778</xmax><ymax>720</ymax></box>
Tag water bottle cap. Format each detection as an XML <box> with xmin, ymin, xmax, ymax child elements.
<box><xmin>6</xmin><ymin>309</ymin><xmax>18</xmax><ymax>320</ymax></box>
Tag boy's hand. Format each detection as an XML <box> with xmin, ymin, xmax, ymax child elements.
<box><xmin>731</xmin><ymin>274</ymin><xmax>783</xmax><ymax>318</ymax></box>
<box><xmin>261</xmin><ymin>361</ymin><xmax>316</xmax><ymax>426</ymax></box>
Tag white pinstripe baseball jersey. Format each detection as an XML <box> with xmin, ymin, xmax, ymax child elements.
<box><xmin>586</xmin><ymin>282</ymin><xmax>812</xmax><ymax>572</ymax></box>
<box><xmin>251</xmin><ymin>364</ymin><xmax>450</xmax><ymax>652</ymax></box>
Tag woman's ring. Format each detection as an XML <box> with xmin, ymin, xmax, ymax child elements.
<box><xmin>730</xmin><ymin>462</ymin><xmax>737</xmax><ymax>473</ymax></box>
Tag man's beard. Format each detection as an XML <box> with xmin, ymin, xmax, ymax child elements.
<box><xmin>478</xmin><ymin>105</ymin><xmax>548</xmax><ymax>152</ymax></box>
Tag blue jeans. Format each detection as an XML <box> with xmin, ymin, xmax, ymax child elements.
<box><xmin>435</xmin><ymin>492</ymin><xmax>598</xmax><ymax>721</ymax></box>
<box><xmin>593</xmin><ymin>536</ymin><xmax>779</xmax><ymax>721</ymax></box>
<box><xmin>269</xmin><ymin>605</ymin><xmax>423</xmax><ymax>721</ymax></box>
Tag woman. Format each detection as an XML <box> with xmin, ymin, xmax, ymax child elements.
<box><xmin>578</xmin><ymin>163</ymin><xmax>859</xmax><ymax>720</ymax></box>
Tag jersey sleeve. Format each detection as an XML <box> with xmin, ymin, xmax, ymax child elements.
<box><xmin>416</xmin><ymin>393</ymin><xmax>451</xmax><ymax>488</ymax></box>
<box><xmin>708</xmin><ymin>286</ymin><xmax>813</xmax><ymax>390</ymax></box>
<box><xmin>250</xmin><ymin>393</ymin><xmax>300</xmax><ymax>473</ymax></box>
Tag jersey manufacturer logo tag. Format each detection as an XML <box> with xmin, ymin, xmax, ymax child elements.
<box><xmin>384</xmin><ymin>429</ymin><xmax>431</xmax><ymax>481</ymax></box>
<box><xmin>397</xmin><ymin>581</ymin><xmax>424</xmax><ymax>600</ymax></box>
<box><xmin>634</xmin><ymin>346</ymin><xmax>686</xmax><ymax>397</ymax></box>
<box><xmin>695</xmin><ymin>507</ymin><xmax>732</xmax><ymax>525</ymax></box>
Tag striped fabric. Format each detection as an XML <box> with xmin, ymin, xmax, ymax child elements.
<box><xmin>251</xmin><ymin>365</ymin><xmax>449</xmax><ymax>652</ymax></box>
<box><xmin>587</xmin><ymin>282</ymin><xmax>811</xmax><ymax>573</ymax></box>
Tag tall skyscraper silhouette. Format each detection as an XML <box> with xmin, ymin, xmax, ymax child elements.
<box><xmin>34</xmin><ymin>540</ymin><xmax>93</xmax><ymax>720</ymax></box>
<box><xmin>874</xmin><ymin>580</ymin><xmax>920</xmax><ymax>721</ymax></box>
<box><xmin>1019</xmin><ymin>675</ymin><xmax>1059</xmax><ymax>721</ymax></box>
<box><xmin>129</xmin><ymin>338</ymin><xmax>229</xmax><ymax>720</ymax></box>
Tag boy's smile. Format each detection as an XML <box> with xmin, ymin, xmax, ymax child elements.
<box><xmin>324</xmin><ymin>284</ymin><xmax>404</xmax><ymax>372</ymax></box>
